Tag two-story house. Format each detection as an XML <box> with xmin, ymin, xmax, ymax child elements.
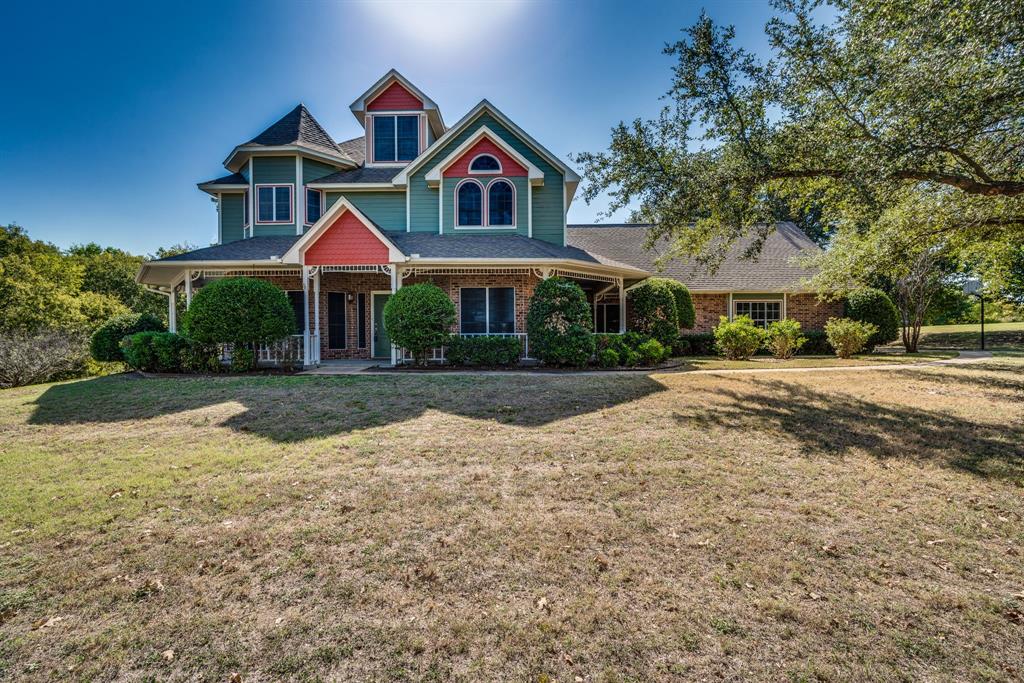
<box><xmin>137</xmin><ymin>69</ymin><xmax>841</xmax><ymax>365</ymax></box>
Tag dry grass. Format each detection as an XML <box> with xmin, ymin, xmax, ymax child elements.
<box><xmin>2</xmin><ymin>360</ymin><xmax>1023</xmax><ymax>681</ymax></box>
<box><xmin>680</xmin><ymin>351</ymin><xmax>955</xmax><ymax>371</ymax></box>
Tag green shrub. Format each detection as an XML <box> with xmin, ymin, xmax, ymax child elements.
<box><xmin>445</xmin><ymin>335</ymin><xmax>522</xmax><ymax>367</ymax></box>
<box><xmin>675</xmin><ymin>332</ymin><xmax>716</xmax><ymax>356</ymax></box>
<box><xmin>121</xmin><ymin>331</ymin><xmax>159</xmax><ymax>371</ymax></box>
<box><xmin>800</xmin><ymin>330</ymin><xmax>833</xmax><ymax>355</ymax></box>
<box><xmin>621</xmin><ymin>349</ymin><xmax>641</xmax><ymax>367</ymax></box>
<box><xmin>824</xmin><ymin>317</ymin><xmax>878</xmax><ymax>358</ymax></box>
<box><xmin>90</xmin><ymin>313</ymin><xmax>164</xmax><ymax>362</ymax></box>
<box><xmin>382</xmin><ymin>283</ymin><xmax>456</xmax><ymax>365</ymax></box>
<box><xmin>845</xmin><ymin>288</ymin><xmax>899</xmax><ymax>351</ymax></box>
<box><xmin>764</xmin><ymin>319</ymin><xmax>806</xmax><ymax>360</ymax></box>
<box><xmin>182</xmin><ymin>278</ymin><xmax>295</xmax><ymax>345</ymax></box>
<box><xmin>151</xmin><ymin>332</ymin><xmax>186</xmax><ymax>372</ymax></box>
<box><xmin>230</xmin><ymin>347</ymin><xmax>256</xmax><ymax>372</ymax></box>
<box><xmin>597</xmin><ymin>348</ymin><xmax>620</xmax><ymax>368</ymax></box>
<box><xmin>628</xmin><ymin>279</ymin><xmax>679</xmax><ymax>346</ymax></box>
<box><xmin>526</xmin><ymin>277</ymin><xmax>594</xmax><ymax>367</ymax></box>
<box><xmin>660</xmin><ymin>279</ymin><xmax>696</xmax><ymax>329</ymax></box>
<box><xmin>181</xmin><ymin>339</ymin><xmax>222</xmax><ymax>373</ymax></box>
<box><xmin>637</xmin><ymin>338</ymin><xmax>667</xmax><ymax>365</ymax></box>
<box><xmin>714</xmin><ymin>316</ymin><xmax>766</xmax><ymax>360</ymax></box>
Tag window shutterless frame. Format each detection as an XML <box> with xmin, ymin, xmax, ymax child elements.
<box><xmin>458</xmin><ymin>287</ymin><xmax>516</xmax><ymax>334</ymax></box>
<box><xmin>255</xmin><ymin>184</ymin><xmax>293</xmax><ymax>224</ymax></box>
<box><xmin>454</xmin><ymin>178</ymin><xmax>516</xmax><ymax>230</ymax></box>
<box><xmin>305</xmin><ymin>187</ymin><xmax>323</xmax><ymax>226</ymax></box>
<box><xmin>370</xmin><ymin>114</ymin><xmax>419</xmax><ymax>163</ymax></box>
<box><xmin>733</xmin><ymin>300</ymin><xmax>782</xmax><ymax>328</ymax></box>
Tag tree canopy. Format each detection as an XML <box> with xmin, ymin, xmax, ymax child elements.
<box><xmin>575</xmin><ymin>0</ymin><xmax>1024</xmax><ymax>268</ymax></box>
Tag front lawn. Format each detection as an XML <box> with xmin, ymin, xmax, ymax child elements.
<box><xmin>913</xmin><ymin>321</ymin><xmax>1024</xmax><ymax>351</ymax></box>
<box><xmin>679</xmin><ymin>351</ymin><xmax>956</xmax><ymax>371</ymax></box>
<box><xmin>2</xmin><ymin>361</ymin><xmax>1023</xmax><ymax>680</ymax></box>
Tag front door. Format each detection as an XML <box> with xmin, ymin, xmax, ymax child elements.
<box><xmin>371</xmin><ymin>293</ymin><xmax>391</xmax><ymax>358</ymax></box>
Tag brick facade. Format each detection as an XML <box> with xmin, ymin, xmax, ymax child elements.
<box><xmin>687</xmin><ymin>292</ymin><xmax>844</xmax><ymax>333</ymax></box>
<box><xmin>402</xmin><ymin>271</ymin><xmax>542</xmax><ymax>336</ymax></box>
<box><xmin>690</xmin><ymin>294</ymin><xmax>730</xmax><ymax>332</ymax></box>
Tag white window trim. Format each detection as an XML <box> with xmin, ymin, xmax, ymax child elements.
<box><xmin>304</xmin><ymin>187</ymin><xmax>324</xmax><ymax>227</ymax></box>
<box><xmin>454</xmin><ymin>178</ymin><xmax>485</xmax><ymax>228</ymax></box>
<box><xmin>368</xmin><ymin>113</ymin><xmax>420</xmax><ymax>166</ymax></box>
<box><xmin>468</xmin><ymin>153</ymin><xmax>502</xmax><ymax>174</ymax></box>
<box><xmin>255</xmin><ymin>183</ymin><xmax>294</xmax><ymax>224</ymax></box>
<box><xmin>732</xmin><ymin>299</ymin><xmax>783</xmax><ymax>328</ymax></box>
<box><xmin>459</xmin><ymin>286</ymin><xmax>517</xmax><ymax>334</ymax></box>
<box><xmin>453</xmin><ymin>177</ymin><xmax>517</xmax><ymax>230</ymax></box>
<box><xmin>242</xmin><ymin>189</ymin><xmax>250</xmax><ymax>229</ymax></box>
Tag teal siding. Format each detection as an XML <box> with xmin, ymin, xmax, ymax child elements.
<box><xmin>408</xmin><ymin>112</ymin><xmax>565</xmax><ymax>244</ymax></box>
<box><xmin>325</xmin><ymin>191</ymin><xmax>407</xmax><ymax>232</ymax></box>
<box><xmin>219</xmin><ymin>193</ymin><xmax>245</xmax><ymax>244</ymax></box>
<box><xmin>252</xmin><ymin>156</ymin><xmax>297</xmax><ymax>236</ymax></box>
<box><xmin>303</xmin><ymin>158</ymin><xmax>337</xmax><ymax>184</ymax></box>
<box><xmin>442</xmin><ymin>176</ymin><xmax>528</xmax><ymax>235</ymax></box>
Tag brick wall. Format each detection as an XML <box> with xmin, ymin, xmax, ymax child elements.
<box><xmin>402</xmin><ymin>271</ymin><xmax>541</xmax><ymax>335</ymax></box>
<box><xmin>786</xmin><ymin>294</ymin><xmax>844</xmax><ymax>330</ymax></box>
<box><xmin>690</xmin><ymin>294</ymin><xmax>729</xmax><ymax>332</ymax></box>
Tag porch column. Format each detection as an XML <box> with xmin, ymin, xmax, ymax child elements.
<box><xmin>168</xmin><ymin>286</ymin><xmax>177</xmax><ymax>333</ymax></box>
<box><xmin>184</xmin><ymin>269</ymin><xmax>192</xmax><ymax>308</ymax></box>
<box><xmin>390</xmin><ymin>266</ymin><xmax>400</xmax><ymax>366</ymax></box>
<box><xmin>618</xmin><ymin>278</ymin><xmax>626</xmax><ymax>333</ymax></box>
<box><xmin>313</xmin><ymin>268</ymin><xmax>321</xmax><ymax>365</ymax></box>
<box><xmin>302</xmin><ymin>266</ymin><xmax>311</xmax><ymax>366</ymax></box>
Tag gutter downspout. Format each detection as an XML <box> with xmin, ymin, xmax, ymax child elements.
<box><xmin>143</xmin><ymin>285</ymin><xmax>177</xmax><ymax>333</ymax></box>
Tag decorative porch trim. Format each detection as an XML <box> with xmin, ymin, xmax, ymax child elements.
<box><xmin>400</xmin><ymin>266</ymin><xmax>534</xmax><ymax>279</ymax></box>
<box><xmin>319</xmin><ymin>264</ymin><xmax>393</xmax><ymax>274</ymax></box>
<box><xmin>194</xmin><ymin>267</ymin><xmax>301</xmax><ymax>279</ymax></box>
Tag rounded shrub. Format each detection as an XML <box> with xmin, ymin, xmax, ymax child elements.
<box><xmin>90</xmin><ymin>313</ymin><xmax>164</xmax><ymax>362</ymax></box>
<box><xmin>845</xmin><ymin>287</ymin><xmax>899</xmax><ymax>351</ymax></box>
<box><xmin>764</xmin><ymin>319</ymin><xmax>806</xmax><ymax>360</ymax></box>
<box><xmin>597</xmin><ymin>348</ymin><xmax>620</xmax><ymax>368</ymax></box>
<box><xmin>182</xmin><ymin>278</ymin><xmax>295</xmax><ymax>345</ymax></box>
<box><xmin>824</xmin><ymin>317</ymin><xmax>878</xmax><ymax>358</ymax></box>
<box><xmin>658</xmin><ymin>278</ymin><xmax>696</xmax><ymax>329</ymax></box>
<box><xmin>636</xmin><ymin>338</ymin><xmax>667</xmax><ymax>366</ymax></box>
<box><xmin>230</xmin><ymin>347</ymin><xmax>256</xmax><ymax>373</ymax></box>
<box><xmin>713</xmin><ymin>316</ymin><xmax>766</xmax><ymax>360</ymax></box>
<box><xmin>526</xmin><ymin>277</ymin><xmax>594</xmax><ymax>367</ymax></box>
<box><xmin>383</xmin><ymin>283</ymin><xmax>455</xmax><ymax>365</ymax></box>
<box><xmin>621</xmin><ymin>349</ymin><xmax>641</xmax><ymax>367</ymax></box>
<box><xmin>628</xmin><ymin>279</ymin><xmax>679</xmax><ymax>346</ymax></box>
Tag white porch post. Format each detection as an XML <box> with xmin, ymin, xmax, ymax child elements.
<box><xmin>390</xmin><ymin>266</ymin><xmax>400</xmax><ymax>366</ymax></box>
<box><xmin>618</xmin><ymin>278</ymin><xmax>626</xmax><ymax>333</ymax></box>
<box><xmin>313</xmin><ymin>268</ymin><xmax>321</xmax><ymax>365</ymax></box>
<box><xmin>184</xmin><ymin>269</ymin><xmax>192</xmax><ymax>308</ymax></box>
<box><xmin>302</xmin><ymin>266</ymin><xmax>311</xmax><ymax>366</ymax></box>
<box><xmin>168</xmin><ymin>286</ymin><xmax>177</xmax><ymax>333</ymax></box>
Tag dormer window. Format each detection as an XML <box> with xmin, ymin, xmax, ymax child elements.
<box><xmin>372</xmin><ymin>114</ymin><xmax>419</xmax><ymax>163</ymax></box>
<box><xmin>469</xmin><ymin>154</ymin><xmax>501</xmax><ymax>173</ymax></box>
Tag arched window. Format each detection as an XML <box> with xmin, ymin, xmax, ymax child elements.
<box><xmin>469</xmin><ymin>154</ymin><xmax>501</xmax><ymax>173</ymax></box>
<box><xmin>457</xmin><ymin>180</ymin><xmax>483</xmax><ymax>226</ymax></box>
<box><xmin>488</xmin><ymin>180</ymin><xmax>515</xmax><ymax>226</ymax></box>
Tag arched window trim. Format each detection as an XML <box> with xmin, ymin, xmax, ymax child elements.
<box><xmin>468</xmin><ymin>153</ymin><xmax>503</xmax><ymax>174</ymax></box>
<box><xmin>485</xmin><ymin>178</ymin><xmax>516</xmax><ymax>228</ymax></box>
<box><xmin>454</xmin><ymin>178</ymin><xmax>484</xmax><ymax>227</ymax></box>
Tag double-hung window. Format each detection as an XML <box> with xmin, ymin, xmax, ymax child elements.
<box><xmin>256</xmin><ymin>185</ymin><xmax>292</xmax><ymax>223</ymax></box>
<box><xmin>305</xmin><ymin>188</ymin><xmax>323</xmax><ymax>225</ymax></box>
<box><xmin>733</xmin><ymin>300</ymin><xmax>781</xmax><ymax>328</ymax></box>
<box><xmin>373</xmin><ymin>115</ymin><xmax>419</xmax><ymax>162</ymax></box>
<box><xmin>460</xmin><ymin>287</ymin><xmax>515</xmax><ymax>334</ymax></box>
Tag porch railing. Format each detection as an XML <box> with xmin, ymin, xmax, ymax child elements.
<box><xmin>399</xmin><ymin>332</ymin><xmax>530</xmax><ymax>364</ymax></box>
<box><xmin>219</xmin><ymin>334</ymin><xmax>306</xmax><ymax>367</ymax></box>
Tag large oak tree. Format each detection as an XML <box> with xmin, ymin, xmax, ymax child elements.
<box><xmin>575</xmin><ymin>0</ymin><xmax>1024</xmax><ymax>268</ymax></box>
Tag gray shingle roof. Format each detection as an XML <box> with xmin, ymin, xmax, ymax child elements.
<box><xmin>150</xmin><ymin>232</ymin><xmax>643</xmax><ymax>273</ymax></box>
<box><xmin>386</xmin><ymin>233</ymin><xmax>641</xmax><ymax>271</ymax></box>
<box><xmin>154</xmin><ymin>236</ymin><xmax>299</xmax><ymax>262</ymax></box>
<box><xmin>337</xmin><ymin>136</ymin><xmax>366</xmax><ymax>166</ymax></box>
<box><xmin>245</xmin><ymin>105</ymin><xmax>352</xmax><ymax>162</ymax></box>
<box><xmin>199</xmin><ymin>172</ymin><xmax>247</xmax><ymax>187</ymax></box>
<box><xmin>312</xmin><ymin>166</ymin><xmax>401</xmax><ymax>184</ymax></box>
<box><xmin>566</xmin><ymin>222</ymin><xmax>821</xmax><ymax>292</ymax></box>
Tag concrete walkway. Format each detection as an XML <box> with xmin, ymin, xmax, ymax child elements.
<box><xmin>299</xmin><ymin>350</ymin><xmax>994</xmax><ymax>377</ymax></box>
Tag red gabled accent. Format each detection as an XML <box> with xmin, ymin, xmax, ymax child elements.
<box><xmin>443</xmin><ymin>138</ymin><xmax>528</xmax><ymax>177</ymax></box>
<box><xmin>367</xmin><ymin>81</ymin><xmax>423</xmax><ymax>111</ymax></box>
<box><xmin>304</xmin><ymin>210</ymin><xmax>390</xmax><ymax>265</ymax></box>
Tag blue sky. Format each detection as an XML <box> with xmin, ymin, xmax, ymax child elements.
<box><xmin>0</xmin><ymin>0</ymin><xmax>777</xmax><ymax>255</ymax></box>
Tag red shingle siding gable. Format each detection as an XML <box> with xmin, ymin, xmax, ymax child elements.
<box><xmin>304</xmin><ymin>210</ymin><xmax>390</xmax><ymax>265</ymax></box>
<box><xmin>443</xmin><ymin>138</ymin><xmax>528</xmax><ymax>177</ymax></box>
<box><xmin>367</xmin><ymin>81</ymin><xmax>423</xmax><ymax>111</ymax></box>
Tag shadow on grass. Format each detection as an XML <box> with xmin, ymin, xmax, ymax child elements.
<box><xmin>28</xmin><ymin>372</ymin><xmax>668</xmax><ymax>442</ymax></box>
<box><xmin>672</xmin><ymin>364</ymin><xmax>1024</xmax><ymax>481</ymax></box>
